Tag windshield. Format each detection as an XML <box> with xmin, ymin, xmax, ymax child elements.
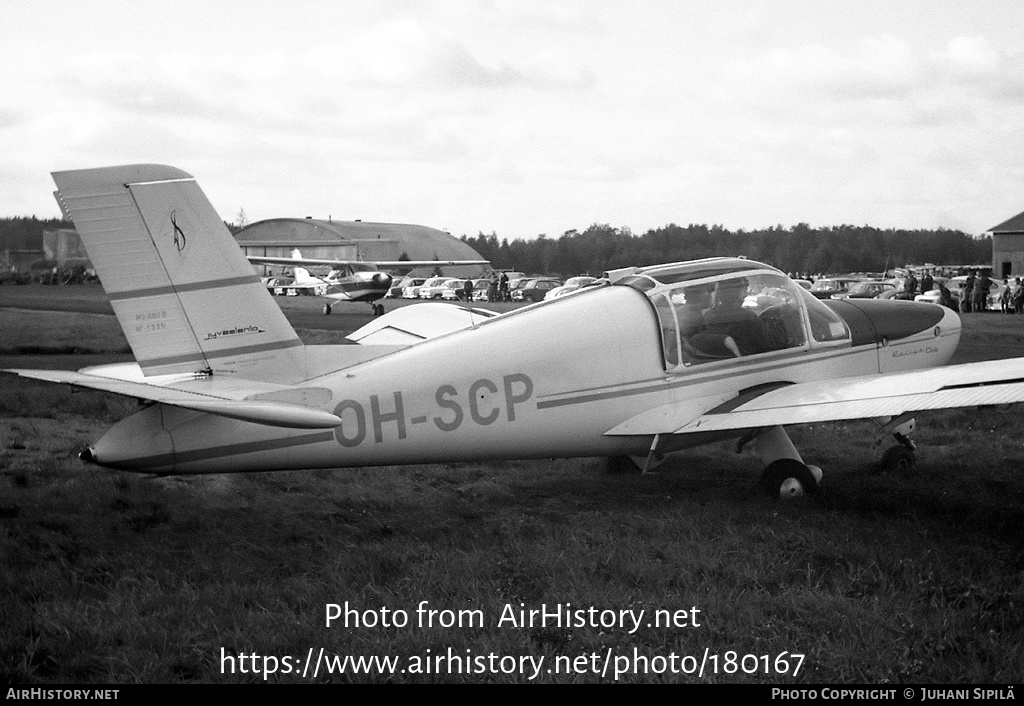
<box><xmin>811</xmin><ymin>279</ymin><xmax>840</xmax><ymax>291</ymax></box>
<box><xmin>621</xmin><ymin>266</ymin><xmax>851</xmax><ymax>368</ymax></box>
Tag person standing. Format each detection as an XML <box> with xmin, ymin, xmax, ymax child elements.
<box><xmin>921</xmin><ymin>270</ymin><xmax>934</xmax><ymax>295</ymax></box>
<box><xmin>938</xmin><ymin>281</ymin><xmax>954</xmax><ymax>310</ymax></box>
<box><xmin>488</xmin><ymin>272</ymin><xmax>499</xmax><ymax>302</ymax></box>
<box><xmin>973</xmin><ymin>270</ymin><xmax>990</xmax><ymax>313</ymax></box>
<box><xmin>962</xmin><ymin>271</ymin><xmax>976</xmax><ymax>313</ymax></box>
<box><xmin>904</xmin><ymin>271</ymin><xmax>918</xmax><ymax>300</ymax></box>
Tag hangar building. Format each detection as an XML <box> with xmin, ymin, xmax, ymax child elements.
<box><xmin>234</xmin><ymin>218</ymin><xmax>488</xmax><ymax>277</ymax></box>
<box><xmin>991</xmin><ymin>210</ymin><xmax>1024</xmax><ymax>278</ymax></box>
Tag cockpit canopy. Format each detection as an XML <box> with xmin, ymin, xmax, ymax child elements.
<box><xmin>611</xmin><ymin>259</ymin><xmax>851</xmax><ymax>369</ymax></box>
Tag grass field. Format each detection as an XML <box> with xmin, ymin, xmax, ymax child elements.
<box><xmin>2</xmin><ymin>285</ymin><xmax>1024</xmax><ymax>683</ymax></box>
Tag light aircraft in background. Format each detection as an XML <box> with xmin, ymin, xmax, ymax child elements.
<box><xmin>13</xmin><ymin>163</ymin><xmax>1024</xmax><ymax>500</ymax></box>
<box><xmin>248</xmin><ymin>250</ymin><xmax>489</xmax><ymax>316</ymax></box>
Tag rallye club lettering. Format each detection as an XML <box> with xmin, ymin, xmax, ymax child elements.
<box><xmin>333</xmin><ymin>374</ymin><xmax>534</xmax><ymax>448</ymax></box>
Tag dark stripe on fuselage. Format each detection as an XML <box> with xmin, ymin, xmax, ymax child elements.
<box><xmin>535</xmin><ymin>343</ymin><xmax>865</xmax><ymax>410</ymax></box>
<box><xmin>110</xmin><ymin>430</ymin><xmax>336</xmax><ymax>472</ymax></box>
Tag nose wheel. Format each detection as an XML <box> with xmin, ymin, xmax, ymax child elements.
<box><xmin>880</xmin><ymin>445</ymin><xmax>916</xmax><ymax>473</ymax></box>
<box><xmin>874</xmin><ymin>414</ymin><xmax>917</xmax><ymax>473</ymax></box>
<box><xmin>323</xmin><ymin>303</ymin><xmax>333</xmax><ymax>315</ymax></box>
<box><xmin>373</xmin><ymin>303</ymin><xmax>385</xmax><ymax>316</ymax></box>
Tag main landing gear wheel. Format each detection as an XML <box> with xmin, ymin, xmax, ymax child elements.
<box><xmin>373</xmin><ymin>303</ymin><xmax>385</xmax><ymax>316</ymax></box>
<box><xmin>880</xmin><ymin>445</ymin><xmax>916</xmax><ymax>473</ymax></box>
<box><xmin>759</xmin><ymin>459</ymin><xmax>819</xmax><ymax>500</ymax></box>
<box><xmin>323</xmin><ymin>303</ymin><xmax>332</xmax><ymax>315</ymax></box>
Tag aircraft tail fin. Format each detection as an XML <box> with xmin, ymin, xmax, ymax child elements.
<box><xmin>292</xmin><ymin>266</ymin><xmax>318</xmax><ymax>284</ymax></box>
<box><xmin>52</xmin><ymin>164</ymin><xmax>307</xmax><ymax>383</ymax></box>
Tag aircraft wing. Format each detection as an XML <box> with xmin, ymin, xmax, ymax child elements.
<box><xmin>267</xmin><ymin>279</ymin><xmax>326</xmax><ymax>292</ymax></box>
<box><xmin>371</xmin><ymin>260</ymin><xmax>490</xmax><ymax>268</ymax></box>
<box><xmin>4</xmin><ymin>364</ymin><xmax>342</xmax><ymax>429</ymax></box>
<box><xmin>248</xmin><ymin>256</ymin><xmax>489</xmax><ymax>268</ymax></box>
<box><xmin>605</xmin><ymin>357</ymin><xmax>1024</xmax><ymax>436</ymax></box>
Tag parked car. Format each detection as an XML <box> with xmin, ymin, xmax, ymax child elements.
<box><xmin>830</xmin><ymin>281</ymin><xmax>896</xmax><ymax>300</ymax></box>
<box><xmin>809</xmin><ymin>277</ymin><xmax>861</xmax><ymax>299</ymax></box>
<box><xmin>418</xmin><ymin>276</ymin><xmax>457</xmax><ymax>299</ymax></box>
<box><xmin>264</xmin><ymin>277</ymin><xmax>295</xmax><ymax>295</ymax></box>
<box><xmin>514</xmin><ymin>277</ymin><xmax>562</xmax><ymax>302</ymax></box>
<box><xmin>402</xmin><ymin>278</ymin><xmax>430</xmax><ymax>299</ymax></box>
<box><xmin>544</xmin><ymin>276</ymin><xmax>599</xmax><ymax>300</ymax></box>
<box><xmin>440</xmin><ymin>279</ymin><xmax>488</xmax><ymax>301</ymax></box>
<box><xmin>910</xmin><ymin>277</ymin><xmax>950</xmax><ymax>304</ymax></box>
<box><xmin>387</xmin><ymin>276</ymin><xmax>425</xmax><ymax>299</ymax></box>
<box><xmin>440</xmin><ymin>279</ymin><xmax>467</xmax><ymax>301</ymax></box>
<box><xmin>505</xmin><ymin>277</ymin><xmax>536</xmax><ymax>301</ymax></box>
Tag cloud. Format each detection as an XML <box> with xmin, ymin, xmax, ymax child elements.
<box><xmin>297</xmin><ymin>19</ymin><xmax>544</xmax><ymax>90</ymax></box>
<box><xmin>943</xmin><ymin>36</ymin><xmax>1001</xmax><ymax>74</ymax></box>
<box><xmin>0</xmin><ymin>108</ymin><xmax>18</xmax><ymax>129</ymax></box>
<box><xmin>724</xmin><ymin>34</ymin><xmax>921</xmax><ymax>103</ymax></box>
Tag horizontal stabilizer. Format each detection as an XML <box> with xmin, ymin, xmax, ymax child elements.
<box><xmin>347</xmin><ymin>303</ymin><xmax>497</xmax><ymax>345</ymax></box>
<box><xmin>4</xmin><ymin>368</ymin><xmax>341</xmax><ymax>429</ymax></box>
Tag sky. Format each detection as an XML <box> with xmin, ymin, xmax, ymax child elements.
<box><xmin>2</xmin><ymin>0</ymin><xmax>1023</xmax><ymax>239</ymax></box>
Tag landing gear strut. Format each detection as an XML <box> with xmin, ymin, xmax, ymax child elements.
<box><xmin>605</xmin><ymin>434</ymin><xmax>668</xmax><ymax>475</ymax></box>
<box><xmin>875</xmin><ymin>414</ymin><xmax>917</xmax><ymax>473</ymax></box>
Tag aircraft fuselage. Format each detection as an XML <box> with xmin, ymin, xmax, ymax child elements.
<box><xmin>86</xmin><ymin>283</ymin><xmax>960</xmax><ymax>474</ymax></box>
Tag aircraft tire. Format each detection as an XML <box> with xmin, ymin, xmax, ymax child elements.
<box><xmin>323</xmin><ymin>304</ymin><xmax>332</xmax><ymax>315</ymax></box>
<box><xmin>605</xmin><ymin>456</ymin><xmax>642</xmax><ymax>475</ymax></box>
<box><xmin>880</xmin><ymin>445</ymin><xmax>916</xmax><ymax>473</ymax></box>
<box><xmin>374</xmin><ymin>304</ymin><xmax>385</xmax><ymax>316</ymax></box>
<box><xmin>760</xmin><ymin>459</ymin><xmax>818</xmax><ymax>500</ymax></box>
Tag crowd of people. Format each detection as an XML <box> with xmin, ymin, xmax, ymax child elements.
<box><xmin>900</xmin><ymin>268</ymin><xmax>1024</xmax><ymax>314</ymax></box>
<box><xmin>998</xmin><ymin>276</ymin><xmax>1024</xmax><ymax>314</ymax></box>
<box><xmin>0</xmin><ymin>265</ymin><xmax>98</xmax><ymax>285</ymax></box>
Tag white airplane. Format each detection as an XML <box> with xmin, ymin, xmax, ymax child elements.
<box><xmin>9</xmin><ymin>163</ymin><xmax>1024</xmax><ymax>500</ymax></box>
<box><xmin>249</xmin><ymin>250</ymin><xmax>489</xmax><ymax>316</ymax></box>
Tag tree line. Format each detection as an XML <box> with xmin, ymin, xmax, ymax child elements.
<box><xmin>0</xmin><ymin>216</ymin><xmax>993</xmax><ymax>279</ymax></box>
<box><xmin>0</xmin><ymin>217</ymin><xmax>69</xmax><ymax>252</ymax></box>
<box><xmin>461</xmin><ymin>223</ymin><xmax>992</xmax><ymax>277</ymax></box>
